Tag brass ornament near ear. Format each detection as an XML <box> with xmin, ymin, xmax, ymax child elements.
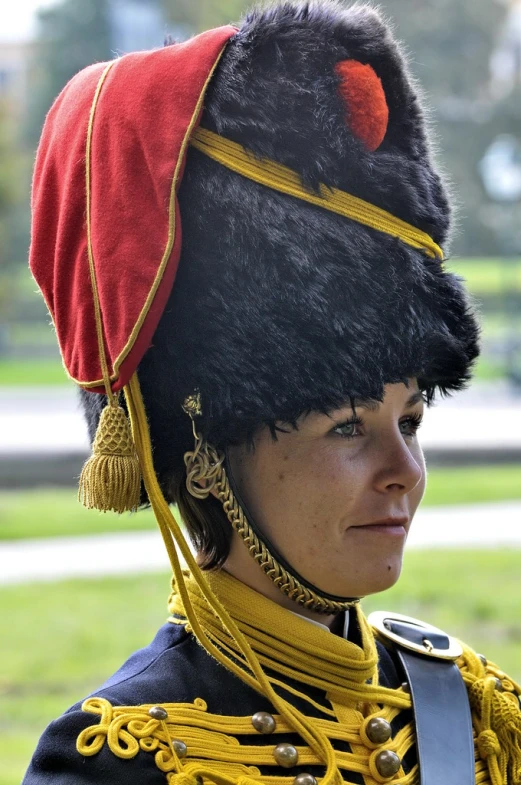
<box><xmin>181</xmin><ymin>392</ymin><xmax>358</xmax><ymax>615</ymax></box>
<box><xmin>182</xmin><ymin>392</ymin><xmax>224</xmax><ymax>500</ymax></box>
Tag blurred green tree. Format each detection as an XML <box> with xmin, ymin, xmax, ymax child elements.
<box><xmin>18</xmin><ymin>0</ymin><xmax>521</xmax><ymax>259</ymax></box>
<box><xmin>0</xmin><ymin>100</ymin><xmax>27</xmax><ymax>270</ymax></box>
<box><xmin>384</xmin><ymin>0</ymin><xmax>521</xmax><ymax>255</ymax></box>
<box><xmin>25</xmin><ymin>0</ymin><xmax>111</xmax><ymax>147</ymax></box>
<box><xmin>161</xmin><ymin>0</ymin><xmax>248</xmax><ymax>33</ymax></box>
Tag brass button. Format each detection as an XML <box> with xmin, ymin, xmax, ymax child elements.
<box><xmin>366</xmin><ymin>718</ymin><xmax>392</xmax><ymax>745</ymax></box>
<box><xmin>495</xmin><ymin>678</ymin><xmax>504</xmax><ymax>692</ymax></box>
<box><xmin>401</xmin><ymin>681</ymin><xmax>410</xmax><ymax>694</ymax></box>
<box><xmin>251</xmin><ymin>711</ymin><xmax>276</xmax><ymax>734</ymax></box>
<box><xmin>478</xmin><ymin>654</ymin><xmax>487</xmax><ymax>667</ymax></box>
<box><xmin>375</xmin><ymin>750</ymin><xmax>401</xmax><ymax>778</ymax></box>
<box><xmin>273</xmin><ymin>742</ymin><xmax>299</xmax><ymax>768</ymax></box>
<box><xmin>148</xmin><ymin>706</ymin><xmax>168</xmax><ymax>721</ymax></box>
<box><xmin>173</xmin><ymin>740</ymin><xmax>188</xmax><ymax>759</ymax></box>
<box><xmin>293</xmin><ymin>774</ymin><xmax>317</xmax><ymax>785</ymax></box>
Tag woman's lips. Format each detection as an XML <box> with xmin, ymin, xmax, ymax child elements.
<box><xmin>348</xmin><ymin>518</ymin><xmax>408</xmax><ymax>536</ymax></box>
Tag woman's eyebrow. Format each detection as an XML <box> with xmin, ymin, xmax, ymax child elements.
<box><xmin>404</xmin><ymin>391</ymin><xmax>425</xmax><ymax>408</ymax></box>
<box><xmin>351</xmin><ymin>390</ymin><xmax>424</xmax><ymax>411</ymax></box>
<box><xmin>351</xmin><ymin>398</ymin><xmax>380</xmax><ymax>412</ymax></box>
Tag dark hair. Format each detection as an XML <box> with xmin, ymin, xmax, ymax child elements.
<box><xmin>172</xmin><ymin>474</ymin><xmax>233</xmax><ymax>570</ymax></box>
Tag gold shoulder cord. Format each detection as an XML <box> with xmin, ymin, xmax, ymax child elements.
<box><xmin>182</xmin><ymin>393</ymin><xmax>357</xmax><ymax>615</ymax></box>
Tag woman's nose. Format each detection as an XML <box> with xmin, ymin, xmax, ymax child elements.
<box><xmin>372</xmin><ymin>434</ymin><xmax>424</xmax><ymax>495</ymax></box>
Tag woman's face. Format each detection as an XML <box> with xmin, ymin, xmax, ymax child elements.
<box><xmin>225</xmin><ymin>381</ymin><xmax>426</xmax><ymax>601</ymax></box>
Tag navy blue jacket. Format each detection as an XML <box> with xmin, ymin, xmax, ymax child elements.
<box><xmin>22</xmin><ymin>621</ymin><xmax>410</xmax><ymax>784</ymax></box>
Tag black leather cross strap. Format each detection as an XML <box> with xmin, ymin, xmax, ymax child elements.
<box><xmin>370</xmin><ymin>613</ymin><xmax>476</xmax><ymax>785</ymax></box>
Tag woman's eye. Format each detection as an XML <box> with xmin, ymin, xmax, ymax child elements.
<box><xmin>333</xmin><ymin>419</ymin><xmax>363</xmax><ymax>438</ymax></box>
<box><xmin>399</xmin><ymin>414</ymin><xmax>423</xmax><ymax>437</ymax></box>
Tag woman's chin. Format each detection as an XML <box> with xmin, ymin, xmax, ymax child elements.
<box><xmin>310</xmin><ymin>554</ymin><xmax>404</xmax><ymax>599</ymax></box>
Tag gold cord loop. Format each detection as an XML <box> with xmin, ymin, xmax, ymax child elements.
<box><xmin>182</xmin><ymin>391</ymin><xmax>225</xmax><ymax>500</ymax></box>
<box><xmin>184</xmin><ymin>432</ymin><xmax>225</xmax><ymax>500</ymax></box>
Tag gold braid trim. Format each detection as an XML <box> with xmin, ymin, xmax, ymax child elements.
<box><xmin>214</xmin><ymin>462</ymin><xmax>356</xmax><ymax>615</ymax></box>
<box><xmin>76</xmin><ymin>653</ymin><xmax>521</xmax><ymax>785</ymax></box>
<box><xmin>456</xmin><ymin>644</ymin><xmax>521</xmax><ymax>785</ymax></box>
<box><xmin>190</xmin><ymin>127</ymin><xmax>444</xmax><ymax>262</ymax></box>
<box><xmin>182</xmin><ymin>392</ymin><xmax>357</xmax><ymax>615</ymax></box>
<box><xmin>77</xmin><ymin>695</ymin><xmax>419</xmax><ymax>785</ymax></box>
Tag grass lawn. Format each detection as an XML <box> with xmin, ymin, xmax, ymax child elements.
<box><xmin>0</xmin><ymin>357</ymin><xmax>68</xmax><ymax>386</ymax></box>
<box><xmin>0</xmin><ymin>354</ymin><xmax>506</xmax><ymax>385</ymax></box>
<box><xmin>1</xmin><ymin>464</ymin><xmax>520</xmax><ymax>542</ymax></box>
<box><xmin>3</xmin><ymin>549</ymin><xmax>520</xmax><ymax>785</ymax></box>
<box><xmin>423</xmin><ymin>464</ymin><xmax>521</xmax><ymax>506</ymax></box>
<box><xmin>0</xmin><ymin>488</ymin><xmax>159</xmax><ymax>540</ymax></box>
<box><xmin>447</xmin><ymin>257</ymin><xmax>521</xmax><ymax>295</ymax></box>
<box><xmin>1</xmin><ymin>572</ymin><xmax>171</xmax><ymax>785</ymax></box>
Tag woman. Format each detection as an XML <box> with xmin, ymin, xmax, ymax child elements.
<box><xmin>24</xmin><ymin>2</ymin><xmax>520</xmax><ymax>784</ymax></box>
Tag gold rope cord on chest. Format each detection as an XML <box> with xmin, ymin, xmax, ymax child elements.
<box><xmin>77</xmin><ymin>696</ymin><xmax>423</xmax><ymax>784</ymax></box>
<box><xmin>76</xmin><ymin>636</ymin><xmax>520</xmax><ymax>785</ymax></box>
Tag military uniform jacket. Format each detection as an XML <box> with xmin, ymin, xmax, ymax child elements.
<box><xmin>22</xmin><ymin>581</ymin><xmax>521</xmax><ymax>785</ymax></box>
<box><xmin>23</xmin><ymin>620</ymin><xmax>415</xmax><ymax>784</ymax></box>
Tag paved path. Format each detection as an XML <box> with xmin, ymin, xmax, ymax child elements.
<box><xmin>1</xmin><ymin>501</ymin><xmax>520</xmax><ymax>585</ymax></box>
<box><xmin>0</xmin><ymin>531</ymin><xmax>172</xmax><ymax>585</ymax></box>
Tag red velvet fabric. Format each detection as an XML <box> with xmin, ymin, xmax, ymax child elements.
<box><xmin>30</xmin><ymin>26</ymin><xmax>236</xmax><ymax>393</ymax></box>
<box><xmin>335</xmin><ymin>60</ymin><xmax>389</xmax><ymax>152</ymax></box>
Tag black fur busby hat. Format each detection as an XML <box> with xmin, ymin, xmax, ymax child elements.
<box><xmin>80</xmin><ymin>0</ymin><xmax>479</xmax><ymax>507</ymax></box>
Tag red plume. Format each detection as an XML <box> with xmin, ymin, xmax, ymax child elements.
<box><xmin>335</xmin><ymin>59</ymin><xmax>389</xmax><ymax>152</ymax></box>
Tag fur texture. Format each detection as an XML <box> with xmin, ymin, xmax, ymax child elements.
<box><xmin>80</xmin><ymin>1</ymin><xmax>480</xmax><ymax>506</ymax></box>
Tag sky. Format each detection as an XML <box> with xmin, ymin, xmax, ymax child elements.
<box><xmin>2</xmin><ymin>0</ymin><xmax>61</xmax><ymax>42</ymax></box>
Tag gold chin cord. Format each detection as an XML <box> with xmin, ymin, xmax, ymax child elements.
<box><xmin>182</xmin><ymin>393</ymin><xmax>358</xmax><ymax>615</ymax></box>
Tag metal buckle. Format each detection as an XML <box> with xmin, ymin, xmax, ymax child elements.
<box><xmin>368</xmin><ymin>610</ymin><xmax>463</xmax><ymax>661</ymax></box>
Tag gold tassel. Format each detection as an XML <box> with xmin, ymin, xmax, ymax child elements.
<box><xmin>78</xmin><ymin>399</ymin><xmax>141</xmax><ymax>513</ymax></box>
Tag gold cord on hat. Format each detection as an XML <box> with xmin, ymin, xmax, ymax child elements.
<box><xmin>78</xmin><ymin>60</ymin><xmax>141</xmax><ymax>514</ymax></box>
<box><xmin>191</xmin><ymin>126</ymin><xmax>444</xmax><ymax>261</ymax></box>
<box><xmin>182</xmin><ymin>393</ymin><xmax>358</xmax><ymax>615</ymax></box>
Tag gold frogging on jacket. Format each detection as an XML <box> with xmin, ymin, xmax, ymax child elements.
<box><xmin>76</xmin><ymin>569</ymin><xmax>521</xmax><ymax>785</ymax></box>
